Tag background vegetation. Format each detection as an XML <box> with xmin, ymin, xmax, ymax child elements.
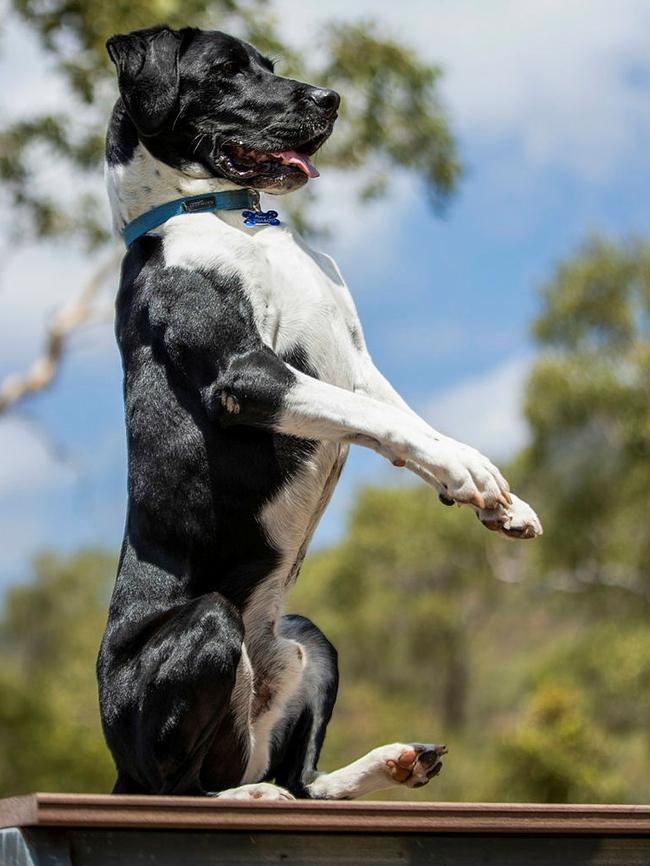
<box><xmin>0</xmin><ymin>0</ymin><xmax>649</xmax><ymax>802</ymax></box>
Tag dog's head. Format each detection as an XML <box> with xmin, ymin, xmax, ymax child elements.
<box><xmin>107</xmin><ymin>25</ymin><xmax>339</xmax><ymax>193</ymax></box>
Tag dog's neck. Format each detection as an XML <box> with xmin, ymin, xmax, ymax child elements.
<box><xmin>106</xmin><ymin>138</ymin><xmax>255</xmax><ymax>237</ymax></box>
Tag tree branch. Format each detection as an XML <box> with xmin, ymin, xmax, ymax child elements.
<box><xmin>0</xmin><ymin>249</ymin><xmax>121</xmax><ymax>415</ymax></box>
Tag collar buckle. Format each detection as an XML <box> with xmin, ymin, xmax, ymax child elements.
<box><xmin>247</xmin><ymin>188</ymin><xmax>261</xmax><ymax>211</ymax></box>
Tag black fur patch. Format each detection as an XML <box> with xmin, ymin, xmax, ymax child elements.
<box><xmin>105</xmin><ymin>99</ymin><xmax>140</xmax><ymax>166</ymax></box>
<box><xmin>265</xmin><ymin>615</ymin><xmax>339</xmax><ymax>798</ymax></box>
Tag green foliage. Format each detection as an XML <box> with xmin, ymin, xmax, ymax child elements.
<box><xmin>0</xmin><ymin>550</ymin><xmax>117</xmax><ymax>795</ymax></box>
<box><xmin>1</xmin><ymin>0</ymin><xmax>462</xmax><ymax>247</ymax></box>
<box><xmin>533</xmin><ymin>623</ymin><xmax>650</xmax><ymax>738</ymax></box>
<box><xmin>497</xmin><ymin>684</ymin><xmax>624</xmax><ymax>803</ymax></box>
<box><xmin>316</xmin><ymin>22</ymin><xmax>461</xmax><ymax>211</ymax></box>
<box><xmin>523</xmin><ymin>236</ymin><xmax>650</xmax><ymax>600</ymax></box>
<box><xmin>289</xmin><ymin>479</ymin><xmax>644</xmax><ymax>803</ymax></box>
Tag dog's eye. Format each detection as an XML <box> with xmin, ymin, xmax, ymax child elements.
<box><xmin>220</xmin><ymin>60</ymin><xmax>241</xmax><ymax>75</ymax></box>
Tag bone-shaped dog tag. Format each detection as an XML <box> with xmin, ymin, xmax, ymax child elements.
<box><xmin>242</xmin><ymin>209</ymin><xmax>281</xmax><ymax>227</ymax></box>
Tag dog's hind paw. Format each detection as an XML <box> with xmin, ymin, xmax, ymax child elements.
<box><xmin>384</xmin><ymin>742</ymin><xmax>448</xmax><ymax>789</ymax></box>
<box><xmin>211</xmin><ymin>782</ymin><xmax>295</xmax><ymax>801</ymax></box>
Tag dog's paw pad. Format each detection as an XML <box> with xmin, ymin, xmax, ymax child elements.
<box><xmin>385</xmin><ymin>743</ymin><xmax>447</xmax><ymax>787</ymax></box>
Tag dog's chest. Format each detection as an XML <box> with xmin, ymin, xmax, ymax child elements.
<box><xmin>163</xmin><ymin>216</ymin><xmax>361</xmax><ymax>387</ymax></box>
<box><xmin>257</xmin><ymin>230</ymin><xmax>357</xmax><ymax>377</ymax></box>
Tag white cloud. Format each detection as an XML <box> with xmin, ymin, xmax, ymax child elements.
<box><xmin>423</xmin><ymin>355</ymin><xmax>531</xmax><ymax>460</ymax></box>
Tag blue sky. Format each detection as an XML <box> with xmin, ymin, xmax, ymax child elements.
<box><xmin>0</xmin><ymin>0</ymin><xmax>649</xmax><ymax>590</ymax></box>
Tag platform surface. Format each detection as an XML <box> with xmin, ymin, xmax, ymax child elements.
<box><xmin>0</xmin><ymin>793</ymin><xmax>648</xmax><ymax>833</ymax></box>
<box><xmin>2</xmin><ymin>795</ymin><xmax>650</xmax><ymax>866</ymax></box>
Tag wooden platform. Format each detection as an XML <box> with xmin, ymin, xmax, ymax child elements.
<box><xmin>1</xmin><ymin>794</ymin><xmax>650</xmax><ymax>865</ymax></box>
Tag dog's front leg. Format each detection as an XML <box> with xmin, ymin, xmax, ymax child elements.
<box><xmin>353</xmin><ymin>360</ymin><xmax>542</xmax><ymax>539</ymax></box>
<box><xmin>214</xmin><ymin>354</ymin><xmax>540</xmax><ymax>535</ymax></box>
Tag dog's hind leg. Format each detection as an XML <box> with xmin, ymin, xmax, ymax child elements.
<box><xmin>99</xmin><ymin>590</ymin><xmax>251</xmax><ymax>795</ymax></box>
<box><xmin>205</xmin><ymin>615</ymin><xmax>323</xmax><ymax>802</ymax></box>
<box><xmin>306</xmin><ymin>743</ymin><xmax>448</xmax><ymax>800</ymax></box>
<box><xmin>257</xmin><ymin>614</ymin><xmax>448</xmax><ymax>800</ymax></box>
<box><xmin>258</xmin><ymin>615</ymin><xmax>339</xmax><ymax>799</ymax></box>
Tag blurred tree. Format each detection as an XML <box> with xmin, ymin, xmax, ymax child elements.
<box><xmin>491</xmin><ymin>234</ymin><xmax>650</xmax><ymax>803</ymax></box>
<box><xmin>497</xmin><ymin>683</ymin><xmax>624</xmax><ymax>803</ymax></box>
<box><xmin>0</xmin><ymin>550</ymin><xmax>117</xmax><ymax>795</ymax></box>
<box><xmin>523</xmin><ymin>236</ymin><xmax>650</xmax><ymax>611</ymax></box>
<box><xmin>0</xmin><ymin>0</ymin><xmax>462</xmax><ymax>414</ymax></box>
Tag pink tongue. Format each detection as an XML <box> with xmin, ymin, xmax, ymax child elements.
<box><xmin>272</xmin><ymin>150</ymin><xmax>320</xmax><ymax>178</ymax></box>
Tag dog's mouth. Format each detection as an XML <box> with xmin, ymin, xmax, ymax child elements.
<box><xmin>222</xmin><ymin>144</ymin><xmax>320</xmax><ymax>179</ymax></box>
<box><xmin>217</xmin><ymin>127</ymin><xmax>332</xmax><ymax>187</ymax></box>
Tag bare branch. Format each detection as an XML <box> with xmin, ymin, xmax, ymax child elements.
<box><xmin>0</xmin><ymin>249</ymin><xmax>121</xmax><ymax>415</ymax></box>
<box><xmin>13</xmin><ymin>406</ymin><xmax>78</xmax><ymax>475</ymax></box>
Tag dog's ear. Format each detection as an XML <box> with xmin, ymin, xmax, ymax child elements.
<box><xmin>107</xmin><ymin>26</ymin><xmax>183</xmax><ymax>137</ymax></box>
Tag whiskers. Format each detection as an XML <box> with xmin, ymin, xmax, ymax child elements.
<box><xmin>190</xmin><ymin>131</ymin><xmax>211</xmax><ymax>158</ymax></box>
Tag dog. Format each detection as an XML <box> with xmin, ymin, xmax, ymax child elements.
<box><xmin>98</xmin><ymin>24</ymin><xmax>542</xmax><ymax>801</ymax></box>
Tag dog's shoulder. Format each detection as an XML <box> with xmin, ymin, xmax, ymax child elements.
<box><xmin>116</xmin><ymin>234</ymin><xmax>262</xmax><ymax>363</ymax></box>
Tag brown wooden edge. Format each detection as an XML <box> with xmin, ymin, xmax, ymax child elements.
<box><xmin>1</xmin><ymin>795</ymin><xmax>650</xmax><ymax>834</ymax></box>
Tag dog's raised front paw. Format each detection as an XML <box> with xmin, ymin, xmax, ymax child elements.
<box><xmin>478</xmin><ymin>492</ymin><xmax>543</xmax><ymax>539</ymax></box>
<box><xmin>413</xmin><ymin>437</ymin><xmax>543</xmax><ymax>540</ymax></box>
<box><xmin>418</xmin><ymin>437</ymin><xmax>511</xmax><ymax>511</ymax></box>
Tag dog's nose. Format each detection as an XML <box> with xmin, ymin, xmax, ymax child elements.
<box><xmin>308</xmin><ymin>87</ymin><xmax>340</xmax><ymax>116</ymax></box>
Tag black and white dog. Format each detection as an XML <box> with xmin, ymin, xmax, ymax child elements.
<box><xmin>98</xmin><ymin>25</ymin><xmax>542</xmax><ymax>801</ymax></box>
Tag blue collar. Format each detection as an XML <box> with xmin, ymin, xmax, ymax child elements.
<box><xmin>122</xmin><ymin>188</ymin><xmax>260</xmax><ymax>247</ymax></box>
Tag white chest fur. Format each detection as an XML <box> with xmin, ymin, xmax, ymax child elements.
<box><xmin>161</xmin><ymin>213</ymin><xmax>361</xmax><ymax>390</ymax></box>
